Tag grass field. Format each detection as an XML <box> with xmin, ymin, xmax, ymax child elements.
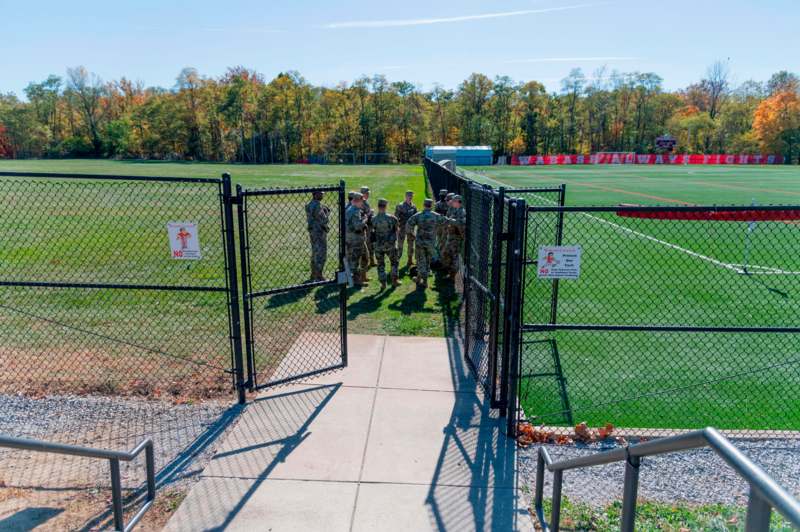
<box><xmin>0</xmin><ymin>160</ymin><xmax>443</xmax><ymax>399</ymax></box>
<box><xmin>1</xmin><ymin>159</ymin><xmax>798</xmax><ymax>432</ymax></box>
<box><xmin>465</xmin><ymin>164</ymin><xmax>800</xmax><ymax>432</ymax></box>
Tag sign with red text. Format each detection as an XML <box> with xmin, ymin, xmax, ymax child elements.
<box><xmin>537</xmin><ymin>246</ymin><xmax>582</xmax><ymax>280</ymax></box>
<box><xmin>167</xmin><ymin>222</ymin><xmax>201</xmax><ymax>260</ymax></box>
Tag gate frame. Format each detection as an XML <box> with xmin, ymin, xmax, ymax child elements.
<box><xmin>236</xmin><ymin>181</ymin><xmax>349</xmax><ymax>391</ymax></box>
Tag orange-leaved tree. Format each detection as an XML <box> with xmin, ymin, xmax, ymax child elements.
<box><xmin>0</xmin><ymin>124</ymin><xmax>10</xmax><ymax>158</ymax></box>
<box><xmin>753</xmin><ymin>91</ymin><xmax>800</xmax><ymax>160</ymax></box>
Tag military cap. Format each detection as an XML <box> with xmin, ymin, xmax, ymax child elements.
<box><xmin>439</xmin><ymin>189</ymin><xmax>448</xmax><ymax>195</ymax></box>
<box><xmin>452</xmin><ymin>194</ymin><xmax>463</xmax><ymax>202</ymax></box>
<box><xmin>347</xmin><ymin>191</ymin><xmax>355</xmax><ymax>200</ymax></box>
<box><xmin>351</xmin><ymin>191</ymin><xmax>364</xmax><ymax>200</ymax></box>
<box><xmin>423</xmin><ymin>198</ymin><xmax>434</xmax><ymax>208</ymax></box>
<box><xmin>446</xmin><ymin>193</ymin><xmax>455</xmax><ymax>200</ymax></box>
<box><xmin>360</xmin><ymin>186</ymin><xmax>370</xmax><ymax>194</ymax></box>
<box><xmin>377</xmin><ymin>198</ymin><xmax>388</xmax><ymax>207</ymax></box>
<box><xmin>405</xmin><ymin>190</ymin><xmax>414</xmax><ymax>196</ymax></box>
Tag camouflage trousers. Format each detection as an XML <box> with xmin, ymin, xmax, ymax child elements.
<box><xmin>375</xmin><ymin>243</ymin><xmax>399</xmax><ymax>282</ymax></box>
<box><xmin>309</xmin><ymin>229</ymin><xmax>327</xmax><ymax>278</ymax></box>
<box><xmin>434</xmin><ymin>226</ymin><xmax>447</xmax><ymax>260</ymax></box>
<box><xmin>396</xmin><ymin>230</ymin><xmax>415</xmax><ymax>263</ymax></box>
<box><xmin>360</xmin><ymin>231</ymin><xmax>373</xmax><ymax>270</ymax></box>
<box><xmin>345</xmin><ymin>237</ymin><xmax>365</xmax><ymax>281</ymax></box>
<box><xmin>416</xmin><ymin>242</ymin><xmax>436</xmax><ymax>280</ymax></box>
<box><xmin>440</xmin><ymin>235</ymin><xmax>463</xmax><ymax>275</ymax></box>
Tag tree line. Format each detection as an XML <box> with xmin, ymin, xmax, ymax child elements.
<box><xmin>1</xmin><ymin>63</ymin><xmax>798</xmax><ymax>162</ymax></box>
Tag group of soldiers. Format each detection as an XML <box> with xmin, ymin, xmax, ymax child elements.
<box><xmin>305</xmin><ymin>186</ymin><xmax>466</xmax><ymax>291</ymax></box>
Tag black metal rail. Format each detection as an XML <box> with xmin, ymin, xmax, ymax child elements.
<box><xmin>0</xmin><ymin>435</ymin><xmax>156</xmax><ymax>532</ymax></box>
<box><xmin>534</xmin><ymin>427</ymin><xmax>800</xmax><ymax>531</ymax></box>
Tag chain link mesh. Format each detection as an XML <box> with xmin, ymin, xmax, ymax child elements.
<box><xmin>240</xmin><ymin>186</ymin><xmax>345</xmax><ymax>389</ymax></box>
<box><xmin>0</xmin><ymin>172</ymin><xmax>238</xmax><ymax>529</ymax></box>
<box><xmin>520</xmin><ymin>206</ymin><xmax>800</xmax><ymax>437</ymax></box>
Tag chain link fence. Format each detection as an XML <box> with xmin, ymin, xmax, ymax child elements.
<box><xmin>0</xmin><ymin>171</ymin><xmax>244</xmax><ymax>529</ymax></box>
<box><xmin>520</xmin><ymin>204</ymin><xmax>800</xmax><ymax>437</ymax></box>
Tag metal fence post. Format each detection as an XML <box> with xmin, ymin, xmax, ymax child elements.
<box><xmin>488</xmin><ymin>187</ymin><xmax>506</xmax><ymax>408</ymax></box>
<box><xmin>235</xmin><ymin>184</ymin><xmax>255</xmax><ymax>390</ymax></box>
<box><xmin>549</xmin><ymin>184</ymin><xmax>567</xmax><ymax>326</ymax></box>
<box><xmin>505</xmin><ymin>199</ymin><xmax>526</xmax><ymax>435</ymax></box>
<box><xmin>463</xmin><ymin>183</ymin><xmax>472</xmax><ymax>363</ymax></box>
<box><xmin>339</xmin><ymin>180</ymin><xmax>348</xmax><ymax>367</ymax></box>
<box><xmin>222</xmin><ymin>173</ymin><xmax>246</xmax><ymax>405</ymax></box>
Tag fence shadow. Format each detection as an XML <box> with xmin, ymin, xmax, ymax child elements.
<box><xmin>77</xmin><ymin>402</ymin><xmax>244</xmax><ymax>531</ymax></box>
<box><xmin>422</xmin><ymin>295</ymin><xmax>526</xmax><ymax>531</ymax></box>
<box><xmin>162</xmin><ymin>383</ymin><xmax>341</xmax><ymax>531</ymax></box>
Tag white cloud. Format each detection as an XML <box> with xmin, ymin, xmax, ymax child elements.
<box><xmin>504</xmin><ymin>56</ymin><xmax>639</xmax><ymax>64</ymax></box>
<box><xmin>326</xmin><ymin>4</ymin><xmax>599</xmax><ymax>29</ymax></box>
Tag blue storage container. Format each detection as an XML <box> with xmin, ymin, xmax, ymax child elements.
<box><xmin>425</xmin><ymin>145</ymin><xmax>493</xmax><ymax>166</ymax></box>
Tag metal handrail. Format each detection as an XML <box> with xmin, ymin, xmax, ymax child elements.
<box><xmin>0</xmin><ymin>435</ymin><xmax>156</xmax><ymax>532</ymax></box>
<box><xmin>534</xmin><ymin>427</ymin><xmax>800</xmax><ymax>531</ymax></box>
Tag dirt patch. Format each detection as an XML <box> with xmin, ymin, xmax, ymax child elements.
<box><xmin>0</xmin><ymin>345</ymin><xmax>232</xmax><ymax>402</ymax></box>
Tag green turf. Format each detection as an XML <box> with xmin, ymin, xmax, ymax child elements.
<box><xmin>0</xmin><ymin>160</ymin><xmax>448</xmax><ymax>398</ymax></box>
<box><xmin>464</xmin><ymin>165</ymin><xmax>800</xmax><ymax>431</ymax></box>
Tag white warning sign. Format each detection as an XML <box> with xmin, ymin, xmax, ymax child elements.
<box><xmin>537</xmin><ymin>246</ymin><xmax>582</xmax><ymax>280</ymax></box>
<box><xmin>167</xmin><ymin>222</ymin><xmax>201</xmax><ymax>260</ymax></box>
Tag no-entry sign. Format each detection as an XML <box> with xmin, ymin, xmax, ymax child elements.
<box><xmin>167</xmin><ymin>222</ymin><xmax>201</xmax><ymax>260</ymax></box>
<box><xmin>537</xmin><ymin>246</ymin><xmax>582</xmax><ymax>280</ymax></box>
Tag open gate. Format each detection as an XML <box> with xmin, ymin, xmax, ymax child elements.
<box><xmin>236</xmin><ymin>182</ymin><xmax>348</xmax><ymax>390</ymax></box>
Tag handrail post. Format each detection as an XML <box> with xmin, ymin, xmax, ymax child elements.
<box><xmin>534</xmin><ymin>452</ymin><xmax>545</xmax><ymax>508</ymax></box>
<box><xmin>109</xmin><ymin>458</ymin><xmax>124</xmax><ymax>531</ymax></box>
<box><xmin>551</xmin><ymin>469</ymin><xmax>563</xmax><ymax>531</ymax></box>
<box><xmin>745</xmin><ymin>488</ymin><xmax>772</xmax><ymax>531</ymax></box>
<box><xmin>621</xmin><ymin>453</ymin><xmax>641</xmax><ymax>532</ymax></box>
<box><xmin>146</xmin><ymin>442</ymin><xmax>156</xmax><ymax>501</ymax></box>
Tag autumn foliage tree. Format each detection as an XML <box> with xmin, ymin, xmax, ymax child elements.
<box><xmin>0</xmin><ymin>63</ymin><xmax>796</xmax><ymax>162</ymax></box>
<box><xmin>753</xmin><ymin>91</ymin><xmax>800</xmax><ymax>161</ymax></box>
<box><xmin>0</xmin><ymin>124</ymin><xmax>10</xmax><ymax>158</ymax></box>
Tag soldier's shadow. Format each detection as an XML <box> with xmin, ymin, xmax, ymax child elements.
<box><xmin>314</xmin><ymin>284</ymin><xmax>340</xmax><ymax>314</ymax></box>
<box><xmin>347</xmin><ymin>285</ymin><xmax>395</xmax><ymax>319</ymax></box>
<box><xmin>388</xmin><ymin>287</ymin><xmax>436</xmax><ymax>315</ymax></box>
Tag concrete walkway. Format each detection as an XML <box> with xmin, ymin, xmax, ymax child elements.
<box><xmin>166</xmin><ymin>334</ymin><xmax>532</xmax><ymax>531</ymax></box>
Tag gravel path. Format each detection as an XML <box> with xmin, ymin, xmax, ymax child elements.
<box><xmin>518</xmin><ymin>438</ymin><xmax>800</xmax><ymax>508</ymax></box>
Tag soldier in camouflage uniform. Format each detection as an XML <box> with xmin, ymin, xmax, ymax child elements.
<box><xmin>359</xmin><ymin>186</ymin><xmax>376</xmax><ymax>270</ymax></box>
<box><xmin>440</xmin><ymin>194</ymin><xmax>466</xmax><ymax>279</ymax></box>
<box><xmin>373</xmin><ymin>199</ymin><xmax>401</xmax><ymax>289</ymax></box>
<box><xmin>406</xmin><ymin>199</ymin><xmax>455</xmax><ymax>289</ymax></box>
<box><xmin>305</xmin><ymin>191</ymin><xmax>330</xmax><ymax>281</ymax></box>
<box><xmin>345</xmin><ymin>192</ymin><xmax>368</xmax><ymax>288</ymax></box>
<box><xmin>394</xmin><ymin>190</ymin><xmax>417</xmax><ymax>268</ymax></box>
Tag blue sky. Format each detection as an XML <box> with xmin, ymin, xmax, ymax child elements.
<box><xmin>2</xmin><ymin>0</ymin><xmax>798</xmax><ymax>97</ymax></box>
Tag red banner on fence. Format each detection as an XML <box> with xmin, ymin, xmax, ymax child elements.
<box><xmin>615</xmin><ymin>208</ymin><xmax>800</xmax><ymax>221</ymax></box>
<box><xmin>510</xmin><ymin>154</ymin><xmax>784</xmax><ymax>166</ymax></box>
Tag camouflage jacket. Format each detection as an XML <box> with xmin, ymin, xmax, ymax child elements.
<box><xmin>394</xmin><ymin>201</ymin><xmax>417</xmax><ymax>232</ymax></box>
<box><xmin>434</xmin><ymin>199</ymin><xmax>449</xmax><ymax>216</ymax></box>
<box><xmin>372</xmin><ymin>212</ymin><xmax>398</xmax><ymax>249</ymax></box>
<box><xmin>446</xmin><ymin>207</ymin><xmax>466</xmax><ymax>238</ymax></box>
<box><xmin>360</xmin><ymin>200</ymin><xmax>374</xmax><ymax>229</ymax></box>
<box><xmin>406</xmin><ymin>209</ymin><xmax>449</xmax><ymax>246</ymax></box>
<box><xmin>345</xmin><ymin>204</ymin><xmax>366</xmax><ymax>242</ymax></box>
<box><xmin>305</xmin><ymin>199</ymin><xmax>330</xmax><ymax>233</ymax></box>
